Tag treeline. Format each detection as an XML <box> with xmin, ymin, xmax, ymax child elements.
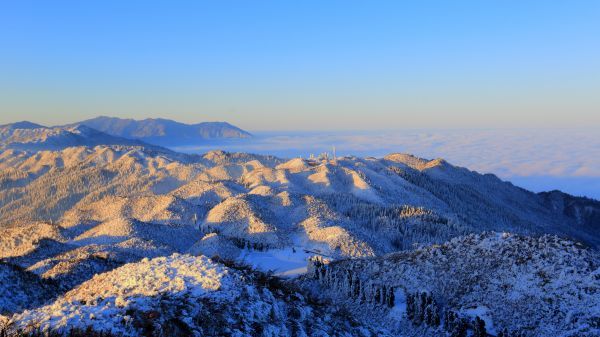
<box><xmin>199</xmin><ymin>225</ymin><xmax>277</xmax><ymax>252</ymax></box>
<box><xmin>308</xmin><ymin>257</ymin><xmax>395</xmax><ymax>308</ymax></box>
<box><xmin>388</xmin><ymin>166</ymin><xmax>529</xmax><ymax>232</ymax></box>
<box><xmin>320</xmin><ymin>193</ymin><xmax>471</xmax><ymax>251</ymax></box>
<box><xmin>310</xmin><ymin>258</ymin><xmax>534</xmax><ymax>337</ymax></box>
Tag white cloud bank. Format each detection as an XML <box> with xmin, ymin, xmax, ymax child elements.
<box><xmin>174</xmin><ymin>128</ymin><xmax>600</xmax><ymax>199</ymax></box>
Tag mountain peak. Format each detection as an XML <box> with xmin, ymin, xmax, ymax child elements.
<box><xmin>0</xmin><ymin>121</ymin><xmax>46</xmax><ymax>130</ymax></box>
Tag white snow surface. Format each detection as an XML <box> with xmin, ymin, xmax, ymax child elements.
<box><xmin>240</xmin><ymin>247</ymin><xmax>311</xmax><ymax>277</ymax></box>
<box><xmin>11</xmin><ymin>254</ymin><xmax>233</xmax><ymax>335</ymax></box>
<box><xmin>8</xmin><ymin>253</ymin><xmax>386</xmax><ymax>337</ymax></box>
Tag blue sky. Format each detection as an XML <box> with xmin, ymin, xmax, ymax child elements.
<box><xmin>1</xmin><ymin>1</ymin><xmax>599</xmax><ymax>130</ymax></box>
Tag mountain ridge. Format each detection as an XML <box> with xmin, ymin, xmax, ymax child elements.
<box><xmin>65</xmin><ymin>116</ymin><xmax>252</xmax><ymax>146</ymax></box>
<box><xmin>0</xmin><ymin>122</ymin><xmax>169</xmax><ymax>153</ymax></box>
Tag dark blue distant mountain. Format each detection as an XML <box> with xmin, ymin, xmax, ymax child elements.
<box><xmin>0</xmin><ymin>121</ymin><xmax>45</xmax><ymax>130</ymax></box>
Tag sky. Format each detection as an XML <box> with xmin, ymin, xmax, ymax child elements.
<box><xmin>1</xmin><ymin>1</ymin><xmax>599</xmax><ymax>130</ymax></box>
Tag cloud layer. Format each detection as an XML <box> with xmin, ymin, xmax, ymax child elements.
<box><xmin>174</xmin><ymin>128</ymin><xmax>600</xmax><ymax>199</ymax></box>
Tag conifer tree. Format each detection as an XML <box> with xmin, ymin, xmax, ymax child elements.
<box><xmin>473</xmin><ymin>316</ymin><xmax>487</xmax><ymax>337</ymax></box>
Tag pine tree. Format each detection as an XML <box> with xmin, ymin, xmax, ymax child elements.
<box><xmin>450</xmin><ymin>318</ymin><xmax>468</xmax><ymax>337</ymax></box>
<box><xmin>387</xmin><ymin>287</ymin><xmax>395</xmax><ymax>308</ymax></box>
<box><xmin>406</xmin><ymin>293</ymin><xmax>415</xmax><ymax>321</ymax></box>
<box><xmin>444</xmin><ymin>310</ymin><xmax>456</xmax><ymax>332</ymax></box>
<box><xmin>473</xmin><ymin>316</ymin><xmax>487</xmax><ymax>337</ymax></box>
<box><xmin>424</xmin><ymin>303</ymin><xmax>434</xmax><ymax>325</ymax></box>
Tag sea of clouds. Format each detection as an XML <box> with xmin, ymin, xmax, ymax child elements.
<box><xmin>174</xmin><ymin>128</ymin><xmax>600</xmax><ymax>199</ymax></box>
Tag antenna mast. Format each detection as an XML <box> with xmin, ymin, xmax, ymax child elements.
<box><xmin>332</xmin><ymin>146</ymin><xmax>337</xmax><ymax>164</ymax></box>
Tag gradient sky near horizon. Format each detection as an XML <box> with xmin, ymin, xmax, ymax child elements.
<box><xmin>1</xmin><ymin>1</ymin><xmax>599</xmax><ymax>130</ymax></box>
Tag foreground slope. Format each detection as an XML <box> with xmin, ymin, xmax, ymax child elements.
<box><xmin>0</xmin><ymin>261</ymin><xmax>58</xmax><ymax>315</ymax></box>
<box><xmin>7</xmin><ymin>254</ymin><xmax>385</xmax><ymax>337</ymax></box>
<box><xmin>305</xmin><ymin>232</ymin><xmax>600</xmax><ymax>337</ymax></box>
<box><xmin>3</xmin><ymin>234</ymin><xmax>599</xmax><ymax>337</ymax></box>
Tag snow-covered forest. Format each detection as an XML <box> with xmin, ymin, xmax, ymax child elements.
<box><xmin>0</xmin><ymin>126</ymin><xmax>599</xmax><ymax>336</ymax></box>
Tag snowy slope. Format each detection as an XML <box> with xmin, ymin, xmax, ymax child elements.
<box><xmin>7</xmin><ymin>254</ymin><xmax>385</xmax><ymax>337</ymax></box>
<box><xmin>305</xmin><ymin>232</ymin><xmax>600</xmax><ymax>337</ymax></box>
<box><xmin>0</xmin><ymin>123</ymin><xmax>163</xmax><ymax>152</ymax></box>
<box><xmin>0</xmin><ymin>147</ymin><xmax>598</xmax><ymax>283</ymax></box>
<box><xmin>0</xmin><ymin>261</ymin><xmax>58</xmax><ymax>315</ymax></box>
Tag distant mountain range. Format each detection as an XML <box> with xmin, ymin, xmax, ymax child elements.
<box><xmin>0</xmin><ymin>122</ymin><xmax>157</xmax><ymax>152</ymax></box>
<box><xmin>67</xmin><ymin>116</ymin><xmax>252</xmax><ymax>146</ymax></box>
<box><xmin>0</xmin><ymin>117</ymin><xmax>252</xmax><ymax>151</ymax></box>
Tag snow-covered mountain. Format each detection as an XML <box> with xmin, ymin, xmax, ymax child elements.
<box><xmin>2</xmin><ymin>146</ymin><xmax>595</xmax><ymax>249</ymax></box>
<box><xmin>8</xmin><ymin>254</ymin><xmax>384</xmax><ymax>336</ymax></box>
<box><xmin>68</xmin><ymin>116</ymin><xmax>252</xmax><ymax>146</ymax></box>
<box><xmin>0</xmin><ymin>122</ymin><xmax>162</xmax><ymax>152</ymax></box>
<box><xmin>0</xmin><ymin>144</ymin><xmax>598</xmax><ymax>336</ymax></box>
<box><xmin>304</xmin><ymin>232</ymin><xmax>600</xmax><ymax>337</ymax></box>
